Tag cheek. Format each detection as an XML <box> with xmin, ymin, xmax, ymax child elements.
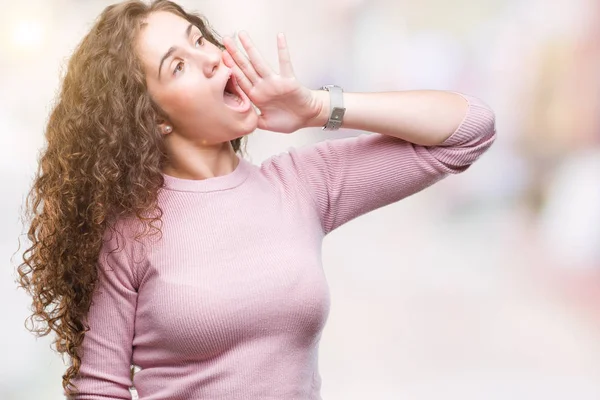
<box><xmin>168</xmin><ymin>78</ymin><xmax>215</xmax><ymax>116</ymax></box>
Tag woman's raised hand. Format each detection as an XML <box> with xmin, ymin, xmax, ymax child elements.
<box><xmin>222</xmin><ymin>31</ymin><xmax>323</xmax><ymax>133</ymax></box>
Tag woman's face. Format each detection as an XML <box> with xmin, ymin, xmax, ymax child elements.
<box><xmin>136</xmin><ymin>11</ymin><xmax>257</xmax><ymax>144</ymax></box>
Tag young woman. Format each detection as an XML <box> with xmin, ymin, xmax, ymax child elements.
<box><xmin>17</xmin><ymin>0</ymin><xmax>496</xmax><ymax>398</ymax></box>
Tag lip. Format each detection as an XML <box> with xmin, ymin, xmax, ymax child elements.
<box><xmin>221</xmin><ymin>70</ymin><xmax>252</xmax><ymax>113</ymax></box>
<box><xmin>221</xmin><ymin>69</ymin><xmax>233</xmax><ymax>94</ymax></box>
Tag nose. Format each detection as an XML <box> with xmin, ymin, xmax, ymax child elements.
<box><xmin>201</xmin><ymin>48</ymin><xmax>221</xmax><ymax>78</ymax></box>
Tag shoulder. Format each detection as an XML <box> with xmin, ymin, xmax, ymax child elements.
<box><xmin>99</xmin><ymin>215</ymin><xmax>151</xmax><ymax>289</ymax></box>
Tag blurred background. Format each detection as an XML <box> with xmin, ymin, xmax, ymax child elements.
<box><xmin>2</xmin><ymin>0</ymin><xmax>599</xmax><ymax>398</ymax></box>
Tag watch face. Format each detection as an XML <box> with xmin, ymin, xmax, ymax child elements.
<box><xmin>331</xmin><ymin>107</ymin><xmax>346</xmax><ymax>120</ymax></box>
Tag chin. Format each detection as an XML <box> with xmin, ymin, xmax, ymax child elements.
<box><xmin>237</xmin><ymin>112</ymin><xmax>259</xmax><ymax>135</ymax></box>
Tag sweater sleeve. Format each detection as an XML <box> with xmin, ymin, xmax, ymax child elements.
<box><xmin>272</xmin><ymin>93</ymin><xmax>496</xmax><ymax>235</ymax></box>
<box><xmin>68</xmin><ymin>220</ymin><xmax>141</xmax><ymax>399</ymax></box>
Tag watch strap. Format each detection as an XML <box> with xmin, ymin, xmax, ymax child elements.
<box><xmin>319</xmin><ymin>85</ymin><xmax>345</xmax><ymax>130</ymax></box>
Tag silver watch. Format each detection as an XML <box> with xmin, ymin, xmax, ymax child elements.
<box><xmin>319</xmin><ymin>85</ymin><xmax>345</xmax><ymax>131</ymax></box>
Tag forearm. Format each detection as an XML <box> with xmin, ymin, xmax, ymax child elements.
<box><xmin>307</xmin><ymin>90</ymin><xmax>469</xmax><ymax>146</ymax></box>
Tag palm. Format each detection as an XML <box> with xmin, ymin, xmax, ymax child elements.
<box><xmin>222</xmin><ymin>32</ymin><xmax>319</xmax><ymax>133</ymax></box>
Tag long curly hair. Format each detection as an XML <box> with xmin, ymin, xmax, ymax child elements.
<box><xmin>16</xmin><ymin>0</ymin><xmax>246</xmax><ymax>396</ymax></box>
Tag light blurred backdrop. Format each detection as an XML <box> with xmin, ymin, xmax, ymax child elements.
<box><xmin>2</xmin><ymin>0</ymin><xmax>600</xmax><ymax>399</ymax></box>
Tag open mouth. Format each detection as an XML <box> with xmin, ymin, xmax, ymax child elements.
<box><xmin>222</xmin><ymin>74</ymin><xmax>251</xmax><ymax>112</ymax></box>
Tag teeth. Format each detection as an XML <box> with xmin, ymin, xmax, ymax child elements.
<box><xmin>224</xmin><ymin>91</ymin><xmax>242</xmax><ymax>105</ymax></box>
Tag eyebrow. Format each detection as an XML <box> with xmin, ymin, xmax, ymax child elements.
<box><xmin>157</xmin><ymin>23</ymin><xmax>195</xmax><ymax>80</ymax></box>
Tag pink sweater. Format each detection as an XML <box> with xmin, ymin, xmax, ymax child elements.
<box><xmin>71</xmin><ymin>93</ymin><xmax>496</xmax><ymax>399</ymax></box>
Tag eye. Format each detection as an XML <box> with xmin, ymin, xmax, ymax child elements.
<box><xmin>173</xmin><ymin>62</ymin><xmax>184</xmax><ymax>75</ymax></box>
<box><xmin>172</xmin><ymin>36</ymin><xmax>204</xmax><ymax>76</ymax></box>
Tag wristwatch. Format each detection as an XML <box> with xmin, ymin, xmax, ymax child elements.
<box><xmin>319</xmin><ymin>85</ymin><xmax>346</xmax><ymax>131</ymax></box>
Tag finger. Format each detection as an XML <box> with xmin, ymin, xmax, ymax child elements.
<box><xmin>237</xmin><ymin>30</ymin><xmax>273</xmax><ymax>79</ymax></box>
<box><xmin>277</xmin><ymin>32</ymin><xmax>295</xmax><ymax>78</ymax></box>
<box><xmin>223</xmin><ymin>35</ymin><xmax>260</xmax><ymax>84</ymax></box>
<box><xmin>222</xmin><ymin>50</ymin><xmax>253</xmax><ymax>95</ymax></box>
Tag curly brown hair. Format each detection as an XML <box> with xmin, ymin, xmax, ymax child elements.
<box><xmin>16</xmin><ymin>0</ymin><xmax>246</xmax><ymax>396</ymax></box>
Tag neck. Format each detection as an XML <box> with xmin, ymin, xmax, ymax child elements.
<box><xmin>162</xmin><ymin>136</ymin><xmax>239</xmax><ymax>180</ymax></box>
